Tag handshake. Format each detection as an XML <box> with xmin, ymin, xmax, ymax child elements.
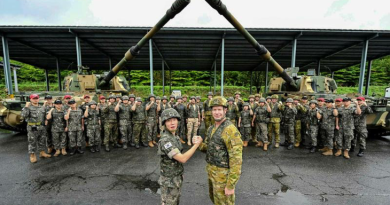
<box><xmin>192</xmin><ymin>136</ymin><xmax>203</xmax><ymax>145</ymax></box>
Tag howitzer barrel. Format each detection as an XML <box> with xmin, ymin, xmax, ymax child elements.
<box><xmin>205</xmin><ymin>0</ymin><xmax>298</xmax><ymax>90</ymax></box>
<box><xmin>99</xmin><ymin>0</ymin><xmax>191</xmax><ymax>87</ymax></box>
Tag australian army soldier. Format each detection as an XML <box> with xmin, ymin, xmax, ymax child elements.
<box><xmin>226</xmin><ymin>97</ymin><xmax>239</xmax><ymax>127</ymax></box>
<box><xmin>293</xmin><ymin>96</ymin><xmax>307</xmax><ymax>148</ymax></box>
<box><xmin>22</xmin><ymin>94</ymin><xmax>51</xmax><ymax>163</ymax></box>
<box><xmin>352</xmin><ymin>97</ymin><xmax>373</xmax><ymax>157</ymax></box>
<box><xmin>268</xmin><ymin>95</ymin><xmax>284</xmax><ymax>148</ymax></box>
<box><xmin>186</xmin><ymin>96</ymin><xmax>201</xmax><ymax>146</ymax></box>
<box><xmin>64</xmin><ymin>99</ymin><xmax>84</xmax><ymax>155</ymax></box>
<box><xmin>146</xmin><ymin>94</ymin><xmax>159</xmax><ymax>148</ymax></box>
<box><xmin>283</xmin><ymin>98</ymin><xmax>298</xmax><ymax>150</ymax></box>
<box><xmin>307</xmin><ymin>100</ymin><xmax>322</xmax><ymax>153</ymax></box>
<box><xmin>46</xmin><ymin>99</ymin><xmax>67</xmax><ymax>157</ymax></box>
<box><xmin>115</xmin><ymin>95</ymin><xmax>132</xmax><ymax>150</ymax></box>
<box><xmin>159</xmin><ymin>96</ymin><xmax>171</xmax><ymax>135</ymax></box>
<box><xmin>203</xmin><ymin>92</ymin><xmax>214</xmax><ymax>132</ymax></box>
<box><xmin>174</xmin><ymin>96</ymin><xmax>187</xmax><ymax>144</ymax></box>
<box><xmin>42</xmin><ymin>95</ymin><xmax>54</xmax><ymax>154</ymax></box>
<box><xmin>132</xmin><ymin>97</ymin><xmax>148</xmax><ymax>149</ymax></box>
<box><xmin>103</xmin><ymin>95</ymin><xmax>122</xmax><ymax>152</ymax></box>
<box><xmin>84</xmin><ymin>100</ymin><xmax>101</xmax><ymax>153</ymax></box>
<box><xmin>157</xmin><ymin>108</ymin><xmax>202</xmax><ymax>205</ymax></box>
<box><xmin>320</xmin><ymin>99</ymin><xmax>339</xmax><ymax>156</ymax></box>
<box><xmin>196</xmin><ymin>96</ymin><xmax>243</xmax><ymax>205</ymax></box>
<box><xmin>238</xmin><ymin>102</ymin><xmax>253</xmax><ymax>147</ymax></box>
<box><xmin>252</xmin><ymin>98</ymin><xmax>271</xmax><ymax>151</ymax></box>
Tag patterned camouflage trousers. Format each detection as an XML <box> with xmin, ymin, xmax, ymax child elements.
<box><xmin>240</xmin><ymin>126</ymin><xmax>251</xmax><ymax>142</ymax></box>
<box><xmin>147</xmin><ymin>117</ymin><xmax>158</xmax><ymax>142</ymax></box>
<box><xmin>255</xmin><ymin>122</ymin><xmax>269</xmax><ymax>143</ymax></box>
<box><xmin>308</xmin><ymin>125</ymin><xmax>319</xmax><ymax>146</ymax></box>
<box><xmin>353</xmin><ymin>128</ymin><xmax>368</xmax><ymax>150</ymax></box>
<box><xmin>268</xmin><ymin>122</ymin><xmax>281</xmax><ymax>144</ymax></box>
<box><xmin>318</xmin><ymin>126</ymin><xmax>326</xmax><ymax>147</ymax></box>
<box><xmin>294</xmin><ymin>120</ymin><xmax>302</xmax><ymax>143</ymax></box>
<box><xmin>204</xmin><ymin>115</ymin><xmax>214</xmax><ymax>133</ymax></box>
<box><xmin>45</xmin><ymin>122</ymin><xmax>53</xmax><ymax>148</ymax></box>
<box><xmin>133</xmin><ymin>122</ymin><xmax>147</xmax><ymax>145</ymax></box>
<box><xmin>159</xmin><ymin>175</ymin><xmax>183</xmax><ymax>205</ymax></box>
<box><xmin>68</xmin><ymin>130</ymin><xmax>84</xmax><ymax>148</ymax></box>
<box><xmin>285</xmin><ymin>123</ymin><xmax>295</xmax><ymax>143</ymax></box>
<box><xmin>187</xmin><ymin>118</ymin><xmax>199</xmax><ymax>142</ymax></box>
<box><xmin>104</xmin><ymin>121</ymin><xmax>118</xmax><ymax>145</ymax></box>
<box><xmin>323</xmin><ymin>127</ymin><xmax>335</xmax><ymax>149</ymax></box>
<box><xmin>177</xmin><ymin>120</ymin><xmax>186</xmax><ymax>140</ymax></box>
<box><xmin>340</xmin><ymin>128</ymin><xmax>354</xmax><ymax>150</ymax></box>
<box><xmin>52</xmin><ymin>131</ymin><xmax>67</xmax><ymax>150</ymax></box>
<box><xmin>100</xmin><ymin>120</ymin><xmax>105</xmax><ymax>144</ymax></box>
<box><xmin>301</xmin><ymin>120</ymin><xmax>309</xmax><ymax>144</ymax></box>
<box><xmin>251</xmin><ymin>126</ymin><xmax>257</xmax><ymax>142</ymax></box>
<box><xmin>335</xmin><ymin>128</ymin><xmax>343</xmax><ymax>149</ymax></box>
<box><xmin>87</xmin><ymin>125</ymin><xmax>101</xmax><ymax>146</ymax></box>
<box><xmin>206</xmin><ymin>164</ymin><xmax>235</xmax><ymax>205</ymax></box>
<box><xmin>27</xmin><ymin>125</ymin><xmax>47</xmax><ymax>154</ymax></box>
<box><xmin>119</xmin><ymin>119</ymin><xmax>132</xmax><ymax>144</ymax></box>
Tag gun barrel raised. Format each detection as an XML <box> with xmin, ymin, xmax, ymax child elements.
<box><xmin>99</xmin><ymin>0</ymin><xmax>191</xmax><ymax>87</ymax></box>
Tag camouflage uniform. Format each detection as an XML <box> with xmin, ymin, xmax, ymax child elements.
<box><xmin>203</xmin><ymin>98</ymin><xmax>214</xmax><ymax>132</ymax></box>
<box><xmin>98</xmin><ymin>103</ymin><xmax>108</xmax><ymax>143</ymax></box>
<box><xmin>50</xmin><ymin>108</ymin><xmax>67</xmax><ymax>150</ymax></box>
<box><xmin>132</xmin><ymin>104</ymin><xmax>147</xmax><ymax>145</ymax></box>
<box><xmin>249</xmin><ymin>102</ymin><xmax>258</xmax><ymax>142</ymax></box>
<box><xmin>146</xmin><ymin>101</ymin><xmax>158</xmax><ymax>142</ymax></box>
<box><xmin>174</xmin><ymin>103</ymin><xmax>187</xmax><ymax>141</ymax></box>
<box><xmin>85</xmin><ymin>108</ymin><xmax>101</xmax><ymax>147</ymax></box>
<box><xmin>254</xmin><ymin>105</ymin><xmax>270</xmax><ymax>144</ymax></box>
<box><xmin>336</xmin><ymin>106</ymin><xmax>356</xmax><ymax>150</ymax></box>
<box><xmin>239</xmin><ymin>109</ymin><xmax>252</xmax><ymax>142</ymax></box>
<box><xmin>268</xmin><ymin>101</ymin><xmax>284</xmax><ymax>144</ymax></box>
<box><xmin>118</xmin><ymin>103</ymin><xmax>132</xmax><ymax>145</ymax></box>
<box><xmin>283</xmin><ymin>106</ymin><xmax>297</xmax><ymax>144</ymax></box>
<box><xmin>226</xmin><ymin>104</ymin><xmax>239</xmax><ymax>127</ymax></box>
<box><xmin>186</xmin><ymin>103</ymin><xmax>200</xmax><ymax>142</ymax></box>
<box><xmin>68</xmin><ymin>108</ymin><xmax>84</xmax><ymax>148</ymax></box>
<box><xmin>199</xmin><ymin>119</ymin><xmax>243</xmax><ymax>205</ymax></box>
<box><xmin>43</xmin><ymin>103</ymin><xmax>54</xmax><ymax>148</ymax></box>
<box><xmin>353</xmin><ymin>105</ymin><xmax>373</xmax><ymax>150</ymax></box>
<box><xmin>21</xmin><ymin>105</ymin><xmax>47</xmax><ymax>154</ymax></box>
<box><xmin>318</xmin><ymin>105</ymin><xmax>327</xmax><ymax>147</ymax></box>
<box><xmin>157</xmin><ymin>131</ymin><xmax>184</xmax><ymax>205</ymax></box>
<box><xmin>307</xmin><ymin>107</ymin><xmax>322</xmax><ymax>147</ymax></box>
<box><xmin>103</xmin><ymin>103</ymin><xmax>119</xmax><ymax>146</ymax></box>
<box><xmin>300</xmin><ymin>102</ymin><xmax>310</xmax><ymax>145</ymax></box>
<box><xmin>322</xmin><ymin>107</ymin><xmax>337</xmax><ymax>149</ymax></box>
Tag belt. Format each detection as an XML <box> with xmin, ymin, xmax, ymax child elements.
<box><xmin>28</xmin><ymin>122</ymin><xmax>42</xmax><ymax>126</ymax></box>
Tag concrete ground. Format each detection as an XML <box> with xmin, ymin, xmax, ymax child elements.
<box><xmin>1</xmin><ymin>128</ymin><xmax>390</xmax><ymax>205</ymax></box>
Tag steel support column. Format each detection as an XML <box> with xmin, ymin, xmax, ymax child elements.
<box><xmin>221</xmin><ymin>37</ymin><xmax>225</xmax><ymax>96</ymax></box>
<box><xmin>56</xmin><ymin>58</ymin><xmax>62</xmax><ymax>91</ymax></box>
<box><xmin>365</xmin><ymin>60</ymin><xmax>373</xmax><ymax>95</ymax></box>
<box><xmin>169</xmin><ymin>70</ymin><xmax>172</xmax><ymax>94</ymax></box>
<box><xmin>316</xmin><ymin>60</ymin><xmax>321</xmax><ymax>76</ymax></box>
<box><xmin>250</xmin><ymin>71</ymin><xmax>253</xmax><ymax>94</ymax></box>
<box><xmin>12</xmin><ymin>68</ymin><xmax>19</xmax><ymax>92</ymax></box>
<box><xmin>149</xmin><ymin>39</ymin><xmax>154</xmax><ymax>94</ymax></box>
<box><xmin>209</xmin><ymin>69</ymin><xmax>212</xmax><ymax>92</ymax></box>
<box><xmin>265</xmin><ymin>63</ymin><xmax>269</xmax><ymax>93</ymax></box>
<box><xmin>291</xmin><ymin>38</ymin><xmax>297</xmax><ymax>68</ymax></box>
<box><xmin>331</xmin><ymin>71</ymin><xmax>334</xmax><ymax>79</ymax></box>
<box><xmin>45</xmin><ymin>69</ymin><xmax>50</xmax><ymax>91</ymax></box>
<box><xmin>358</xmin><ymin>40</ymin><xmax>369</xmax><ymax>94</ymax></box>
<box><xmin>75</xmin><ymin>35</ymin><xmax>82</xmax><ymax>68</ymax></box>
<box><xmin>1</xmin><ymin>36</ymin><xmax>13</xmax><ymax>95</ymax></box>
<box><xmin>213</xmin><ymin>61</ymin><xmax>217</xmax><ymax>94</ymax></box>
<box><xmin>162</xmin><ymin>60</ymin><xmax>165</xmax><ymax>95</ymax></box>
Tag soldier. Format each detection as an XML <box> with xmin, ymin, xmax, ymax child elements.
<box><xmin>158</xmin><ymin>108</ymin><xmax>202</xmax><ymax>205</ymax></box>
<box><xmin>182</xmin><ymin>95</ymin><xmax>188</xmax><ymax>107</ymax></box>
<box><xmin>266</xmin><ymin>96</ymin><xmax>272</xmax><ymax>104</ymax></box>
<box><xmin>317</xmin><ymin>98</ymin><xmax>327</xmax><ymax>149</ymax></box>
<box><xmin>252</xmin><ymin>98</ymin><xmax>271</xmax><ymax>151</ymax></box>
<box><xmin>98</xmin><ymin>96</ymin><xmax>107</xmax><ymax>145</ymax></box>
<box><xmin>84</xmin><ymin>100</ymin><xmax>101</xmax><ymax>153</ymax></box>
<box><xmin>80</xmin><ymin>94</ymin><xmax>92</xmax><ymax>145</ymax></box>
<box><xmin>132</xmin><ymin>97</ymin><xmax>148</xmax><ymax>149</ymax></box>
<box><xmin>353</xmin><ymin>97</ymin><xmax>373</xmax><ymax>157</ymax></box>
<box><xmin>196</xmin><ymin>96</ymin><xmax>204</xmax><ymax>136</ymax></box>
<box><xmin>174</xmin><ymin>96</ymin><xmax>187</xmax><ymax>144</ymax></box>
<box><xmin>64</xmin><ymin>99</ymin><xmax>84</xmax><ymax>155</ymax></box>
<box><xmin>116</xmin><ymin>95</ymin><xmax>122</xmax><ymax>103</ymax></box>
<box><xmin>103</xmin><ymin>95</ymin><xmax>122</xmax><ymax>152</ymax></box>
<box><xmin>46</xmin><ymin>99</ymin><xmax>67</xmax><ymax>157</ymax></box>
<box><xmin>114</xmin><ymin>96</ymin><xmax>132</xmax><ymax>150</ymax></box>
<box><xmin>248</xmin><ymin>95</ymin><xmax>258</xmax><ymax>144</ymax></box>
<box><xmin>321</xmin><ymin>99</ymin><xmax>339</xmax><ymax>156</ymax></box>
<box><xmin>282</xmin><ymin>98</ymin><xmax>298</xmax><ymax>150</ymax></box>
<box><xmin>146</xmin><ymin>94</ymin><xmax>159</xmax><ymax>148</ymax></box>
<box><xmin>63</xmin><ymin>95</ymin><xmax>72</xmax><ymax>111</ymax></box>
<box><xmin>186</xmin><ymin>96</ymin><xmax>201</xmax><ymax>146</ymax></box>
<box><xmin>42</xmin><ymin>95</ymin><xmax>54</xmax><ymax>154</ymax></box>
<box><xmin>268</xmin><ymin>95</ymin><xmax>284</xmax><ymax>148</ymax></box>
<box><xmin>196</xmin><ymin>96</ymin><xmax>243</xmax><ymax>205</ymax></box>
<box><xmin>22</xmin><ymin>94</ymin><xmax>51</xmax><ymax>163</ymax></box>
<box><xmin>203</xmin><ymin>92</ymin><xmax>214</xmax><ymax>133</ymax></box>
<box><xmin>234</xmin><ymin>91</ymin><xmax>244</xmax><ymax>112</ymax></box>
<box><xmin>226</xmin><ymin>97</ymin><xmax>239</xmax><ymax>127</ymax></box>
<box><xmin>300</xmin><ymin>96</ymin><xmax>310</xmax><ymax>147</ymax></box>
<box><xmin>293</xmin><ymin>96</ymin><xmax>307</xmax><ymax>148</ymax></box>
<box><xmin>334</xmin><ymin>98</ymin><xmax>344</xmax><ymax>155</ymax></box>
<box><xmin>254</xmin><ymin>93</ymin><xmax>261</xmax><ymax>104</ymax></box>
<box><xmin>128</xmin><ymin>94</ymin><xmax>136</xmax><ymax>147</ymax></box>
<box><xmin>169</xmin><ymin>95</ymin><xmax>176</xmax><ymax>108</ymax></box>
<box><xmin>307</xmin><ymin>100</ymin><xmax>322</xmax><ymax>153</ymax></box>
<box><xmin>238</xmin><ymin>102</ymin><xmax>253</xmax><ymax>147</ymax></box>
<box><xmin>159</xmin><ymin>96</ymin><xmax>172</xmax><ymax>135</ymax></box>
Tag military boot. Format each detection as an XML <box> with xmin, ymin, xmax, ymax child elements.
<box><xmin>322</xmin><ymin>149</ymin><xmax>333</xmax><ymax>156</ymax></box>
<box><xmin>187</xmin><ymin>137</ymin><xmax>192</xmax><ymax>146</ymax></box>
<box><xmin>274</xmin><ymin>143</ymin><xmax>280</xmax><ymax>148</ymax></box>
<box><xmin>113</xmin><ymin>143</ymin><xmax>122</xmax><ymax>148</ymax></box>
<box><xmin>95</xmin><ymin>145</ymin><xmax>100</xmax><ymax>152</ymax></box>
<box><xmin>130</xmin><ymin>142</ymin><xmax>136</xmax><ymax>147</ymax></box>
<box><xmin>343</xmin><ymin>150</ymin><xmax>350</xmax><ymax>159</ymax></box>
<box><xmin>90</xmin><ymin>146</ymin><xmax>96</xmax><ymax>153</ymax></box>
<box><xmin>243</xmin><ymin>141</ymin><xmax>248</xmax><ymax>147</ymax></box>
<box><xmin>30</xmin><ymin>153</ymin><xmax>37</xmax><ymax>163</ymax></box>
<box><xmin>54</xmin><ymin>149</ymin><xmax>61</xmax><ymax>157</ymax></box>
<box><xmin>61</xmin><ymin>148</ymin><xmax>67</xmax><ymax>156</ymax></box>
<box><xmin>105</xmin><ymin>145</ymin><xmax>110</xmax><ymax>152</ymax></box>
<box><xmin>47</xmin><ymin>147</ymin><xmax>53</xmax><ymax>154</ymax></box>
<box><xmin>263</xmin><ymin>143</ymin><xmax>268</xmax><ymax>151</ymax></box>
<box><xmin>255</xmin><ymin>141</ymin><xmax>263</xmax><ymax>147</ymax></box>
<box><xmin>153</xmin><ymin>140</ymin><xmax>158</xmax><ymax>145</ymax></box>
<box><xmin>349</xmin><ymin>146</ymin><xmax>355</xmax><ymax>153</ymax></box>
<box><xmin>39</xmin><ymin>151</ymin><xmax>52</xmax><ymax>158</ymax></box>
<box><xmin>310</xmin><ymin>147</ymin><xmax>316</xmax><ymax>153</ymax></box>
<box><xmin>148</xmin><ymin>141</ymin><xmax>155</xmax><ymax>148</ymax></box>
<box><xmin>287</xmin><ymin>143</ymin><xmax>293</xmax><ymax>150</ymax></box>
<box><xmin>77</xmin><ymin>147</ymin><xmax>84</xmax><ymax>154</ymax></box>
<box><xmin>334</xmin><ymin>149</ymin><xmax>342</xmax><ymax>157</ymax></box>
<box><xmin>179</xmin><ymin>138</ymin><xmax>186</xmax><ymax>144</ymax></box>
<box><xmin>69</xmin><ymin>148</ymin><xmax>76</xmax><ymax>155</ymax></box>
<box><xmin>142</xmin><ymin>142</ymin><xmax>148</xmax><ymax>147</ymax></box>
<box><xmin>357</xmin><ymin>149</ymin><xmax>364</xmax><ymax>157</ymax></box>
<box><xmin>319</xmin><ymin>147</ymin><xmax>329</xmax><ymax>152</ymax></box>
<box><xmin>294</xmin><ymin>142</ymin><xmax>300</xmax><ymax>148</ymax></box>
<box><xmin>280</xmin><ymin>141</ymin><xmax>289</xmax><ymax>147</ymax></box>
<box><xmin>135</xmin><ymin>144</ymin><xmax>140</xmax><ymax>149</ymax></box>
<box><xmin>123</xmin><ymin>144</ymin><xmax>128</xmax><ymax>150</ymax></box>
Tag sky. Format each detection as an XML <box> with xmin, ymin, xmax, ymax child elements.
<box><xmin>0</xmin><ymin>0</ymin><xmax>389</xmax><ymax>30</ymax></box>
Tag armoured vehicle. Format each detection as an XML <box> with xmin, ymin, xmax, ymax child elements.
<box><xmin>0</xmin><ymin>68</ymin><xmax>130</xmax><ymax>132</ymax></box>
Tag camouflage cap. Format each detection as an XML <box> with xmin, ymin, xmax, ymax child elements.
<box><xmin>266</xmin><ymin>96</ymin><xmax>272</xmax><ymax>100</ymax></box>
<box><xmin>209</xmin><ymin>96</ymin><xmax>227</xmax><ymax>108</ymax></box>
<box><xmin>89</xmin><ymin>100</ymin><xmax>97</xmax><ymax>105</ymax></box>
<box><xmin>182</xmin><ymin>95</ymin><xmax>188</xmax><ymax>98</ymax></box>
<box><xmin>259</xmin><ymin>98</ymin><xmax>266</xmax><ymax>103</ymax></box>
<box><xmin>148</xmin><ymin>94</ymin><xmax>156</xmax><ymax>99</ymax></box>
<box><xmin>309</xmin><ymin>100</ymin><xmax>318</xmax><ymax>105</ymax></box>
<box><xmin>286</xmin><ymin>98</ymin><xmax>294</xmax><ymax>103</ymax></box>
<box><xmin>227</xmin><ymin>97</ymin><xmax>234</xmax><ymax>102</ymax></box>
<box><xmin>108</xmin><ymin>95</ymin><xmax>116</xmax><ymax>99</ymax></box>
<box><xmin>170</xmin><ymin>95</ymin><xmax>175</xmax><ymax>99</ymax></box>
<box><xmin>243</xmin><ymin>102</ymin><xmax>250</xmax><ymax>107</ymax></box>
<box><xmin>207</xmin><ymin>92</ymin><xmax>213</xmax><ymax>96</ymax></box>
<box><xmin>249</xmin><ymin>95</ymin><xmax>255</xmax><ymax>99</ymax></box>
<box><xmin>255</xmin><ymin>94</ymin><xmax>261</xmax><ymax>97</ymax></box>
<box><xmin>271</xmin><ymin>94</ymin><xmax>278</xmax><ymax>99</ymax></box>
<box><xmin>162</xmin><ymin>96</ymin><xmax>168</xmax><ymax>100</ymax></box>
<box><xmin>44</xmin><ymin>95</ymin><xmax>53</xmax><ymax>99</ymax></box>
<box><xmin>54</xmin><ymin>100</ymin><xmax>62</xmax><ymax>104</ymax></box>
<box><xmin>122</xmin><ymin>96</ymin><xmax>129</xmax><ymax>100</ymax></box>
<box><xmin>176</xmin><ymin>96</ymin><xmax>182</xmax><ymax>100</ymax></box>
<box><xmin>196</xmin><ymin>96</ymin><xmax>201</xmax><ymax>100</ymax></box>
<box><xmin>161</xmin><ymin>108</ymin><xmax>181</xmax><ymax>125</ymax></box>
<box><xmin>156</xmin><ymin>96</ymin><xmax>161</xmax><ymax>100</ymax></box>
<box><xmin>190</xmin><ymin>96</ymin><xmax>196</xmax><ymax>100</ymax></box>
<box><xmin>136</xmin><ymin>97</ymin><xmax>142</xmax><ymax>102</ymax></box>
<box><xmin>234</xmin><ymin>91</ymin><xmax>241</xmax><ymax>95</ymax></box>
<box><xmin>116</xmin><ymin>95</ymin><xmax>122</xmax><ymax>98</ymax></box>
<box><xmin>129</xmin><ymin>94</ymin><xmax>136</xmax><ymax>98</ymax></box>
<box><xmin>293</xmin><ymin>96</ymin><xmax>300</xmax><ymax>100</ymax></box>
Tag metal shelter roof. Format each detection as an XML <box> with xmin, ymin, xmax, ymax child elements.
<box><xmin>1</xmin><ymin>26</ymin><xmax>390</xmax><ymax>73</ymax></box>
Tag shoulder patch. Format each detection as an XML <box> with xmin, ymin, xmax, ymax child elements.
<box><xmin>164</xmin><ymin>142</ymin><xmax>173</xmax><ymax>149</ymax></box>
